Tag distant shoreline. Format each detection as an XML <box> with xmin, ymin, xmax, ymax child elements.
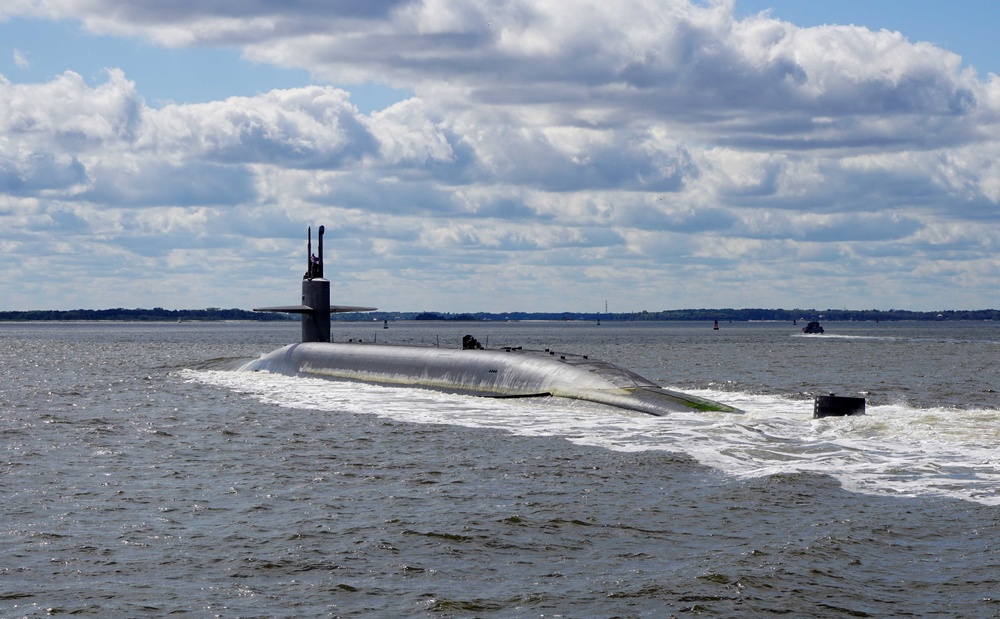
<box><xmin>1</xmin><ymin>308</ymin><xmax>997</xmax><ymax>322</ymax></box>
<box><xmin>0</xmin><ymin>308</ymin><xmax>285</xmax><ymax>322</ymax></box>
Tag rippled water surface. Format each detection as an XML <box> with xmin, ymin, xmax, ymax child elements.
<box><xmin>2</xmin><ymin>320</ymin><xmax>999</xmax><ymax>617</ymax></box>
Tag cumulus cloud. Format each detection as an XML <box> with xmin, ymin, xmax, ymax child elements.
<box><xmin>0</xmin><ymin>0</ymin><xmax>999</xmax><ymax>311</ymax></box>
<box><xmin>144</xmin><ymin>87</ymin><xmax>377</xmax><ymax>166</ymax></box>
<box><xmin>0</xmin><ymin>70</ymin><xmax>141</xmax><ymax>144</ymax></box>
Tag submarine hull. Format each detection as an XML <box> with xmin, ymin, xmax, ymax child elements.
<box><xmin>240</xmin><ymin>341</ymin><xmax>741</xmax><ymax>416</ymax></box>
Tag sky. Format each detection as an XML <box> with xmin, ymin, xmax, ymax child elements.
<box><xmin>1</xmin><ymin>1</ymin><xmax>999</xmax><ymax>313</ymax></box>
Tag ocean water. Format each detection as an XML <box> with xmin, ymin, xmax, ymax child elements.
<box><xmin>1</xmin><ymin>320</ymin><xmax>998</xmax><ymax>618</ymax></box>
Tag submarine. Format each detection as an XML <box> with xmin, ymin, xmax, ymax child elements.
<box><xmin>240</xmin><ymin>226</ymin><xmax>741</xmax><ymax>416</ymax></box>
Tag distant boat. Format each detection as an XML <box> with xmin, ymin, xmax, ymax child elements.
<box><xmin>802</xmin><ymin>321</ymin><xmax>824</xmax><ymax>334</ymax></box>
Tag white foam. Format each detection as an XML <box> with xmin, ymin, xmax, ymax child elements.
<box><xmin>183</xmin><ymin>370</ymin><xmax>1000</xmax><ymax>506</ymax></box>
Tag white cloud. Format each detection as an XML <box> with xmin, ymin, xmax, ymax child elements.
<box><xmin>368</xmin><ymin>98</ymin><xmax>455</xmax><ymax>165</ymax></box>
<box><xmin>0</xmin><ymin>69</ymin><xmax>140</xmax><ymax>144</ymax></box>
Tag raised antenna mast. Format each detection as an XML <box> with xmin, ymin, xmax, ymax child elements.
<box><xmin>306</xmin><ymin>226</ymin><xmax>313</xmax><ymax>279</ymax></box>
<box><xmin>317</xmin><ymin>225</ymin><xmax>325</xmax><ymax>279</ymax></box>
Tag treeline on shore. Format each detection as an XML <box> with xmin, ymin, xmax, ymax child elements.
<box><xmin>0</xmin><ymin>308</ymin><xmax>287</xmax><ymax>322</ymax></box>
<box><xmin>369</xmin><ymin>308</ymin><xmax>1000</xmax><ymax>322</ymax></box>
<box><xmin>2</xmin><ymin>307</ymin><xmax>998</xmax><ymax>323</ymax></box>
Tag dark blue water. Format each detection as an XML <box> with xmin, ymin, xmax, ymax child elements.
<box><xmin>2</xmin><ymin>321</ymin><xmax>998</xmax><ymax>617</ymax></box>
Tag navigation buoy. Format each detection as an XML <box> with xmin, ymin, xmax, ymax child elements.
<box><xmin>813</xmin><ymin>394</ymin><xmax>866</xmax><ymax>418</ymax></box>
<box><xmin>713</xmin><ymin>320</ymin><xmax>719</xmax><ymax>330</ymax></box>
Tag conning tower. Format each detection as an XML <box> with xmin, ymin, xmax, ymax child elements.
<box><xmin>254</xmin><ymin>226</ymin><xmax>375</xmax><ymax>342</ymax></box>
